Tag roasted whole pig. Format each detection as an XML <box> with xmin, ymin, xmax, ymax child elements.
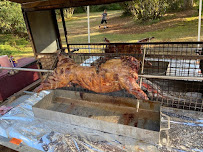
<box><xmin>91</xmin><ymin>37</ymin><xmax>154</xmax><ymax>68</ymax></box>
<box><xmin>34</xmin><ymin>55</ymin><xmax>149</xmax><ymax>100</ymax></box>
<box><xmin>104</xmin><ymin>37</ymin><xmax>154</xmax><ymax>55</ymax></box>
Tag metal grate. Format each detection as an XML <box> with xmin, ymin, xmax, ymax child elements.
<box><xmin>49</xmin><ymin>42</ymin><xmax>203</xmax><ymax>112</ymax></box>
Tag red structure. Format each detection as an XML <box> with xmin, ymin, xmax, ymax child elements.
<box><xmin>0</xmin><ymin>57</ymin><xmax>39</xmax><ymax>102</ymax></box>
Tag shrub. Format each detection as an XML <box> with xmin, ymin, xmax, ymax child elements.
<box><xmin>74</xmin><ymin>3</ymin><xmax>122</xmax><ymax>13</ymax></box>
<box><xmin>74</xmin><ymin>6</ymin><xmax>86</xmax><ymax>13</ymax></box>
<box><xmin>0</xmin><ymin>1</ymin><xmax>27</xmax><ymax>37</ymax></box>
<box><xmin>166</xmin><ymin>0</ymin><xmax>194</xmax><ymax>11</ymax></box>
<box><xmin>132</xmin><ymin>0</ymin><xmax>167</xmax><ymax>21</ymax></box>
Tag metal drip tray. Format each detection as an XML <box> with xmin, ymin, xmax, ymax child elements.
<box><xmin>33</xmin><ymin>90</ymin><xmax>162</xmax><ymax>144</ymax></box>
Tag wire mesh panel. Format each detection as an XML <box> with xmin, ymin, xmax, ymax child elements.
<box><xmin>46</xmin><ymin>42</ymin><xmax>203</xmax><ymax>112</ymax></box>
<box><xmin>36</xmin><ymin>54</ymin><xmax>58</xmax><ymax>70</ymax></box>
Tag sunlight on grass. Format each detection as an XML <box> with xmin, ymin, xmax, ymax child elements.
<box><xmin>70</xmin><ymin>32</ymin><xmax>101</xmax><ymax>38</ymax></box>
<box><xmin>128</xmin><ymin>40</ymin><xmax>140</xmax><ymax>43</ymax></box>
<box><xmin>178</xmin><ymin>36</ymin><xmax>202</xmax><ymax>41</ymax></box>
<box><xmin>184</xmin><ymin>16</ymin><xmax>199</xmax><ymax>22</ymax></box>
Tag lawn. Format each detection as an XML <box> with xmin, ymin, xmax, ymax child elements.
<box><xmin>0</xmin><ymin>34</ymin><xmax>33</xmax><ymax>60</ymax></box>
<box><xmin>0</xmin><ymin>9</ymin><xmax>203</xmax><ymax>59</ymax></box>
<box><xmin>61</xmin><ymin>9</ymin><xmax>203</xmax><ymax>43</ymax></box>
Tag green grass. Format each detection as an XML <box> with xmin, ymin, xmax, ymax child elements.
<box><xmin>57</xmin><ymin>9</ymin><xmax>203</xmax><ymax>44</ymax></box>
<box><xmin>0</xmin><ymin>34</ymin><xmax>33</xmax><ymax>59</ymax></box>
<box><xmin>63</xmin><ymin>22</ymin><xmax>202</xmax><ymax>43</ymax></box>
<box><xmin>1</xmin><ymin>9</ymin><xmax>202</xmax><ymax>58</ymax></box>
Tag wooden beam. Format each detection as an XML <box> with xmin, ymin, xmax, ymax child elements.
<box><xmin>21</xmin><ymin>0</ymin><xmax>131</xmax><ymax>11</ymax></box>
<box><xmin>9</xmin><ymin>0</ymin><xmax>47</xmax><ymax>4</ymax></box>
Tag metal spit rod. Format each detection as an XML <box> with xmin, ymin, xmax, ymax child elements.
<box><xmin>0</xmin><ymin>66</ymin><xmax>54</xmax><ymax>73</ymax></box>
<box><xmin>139</xmin><ymin>75</ymin><xmax>203</xmax><ymax>80</ymax></box>
<box><xmin>1</xmin><ymin>66</ymin><xmax>203</xmax><ymax>80</ymax></box>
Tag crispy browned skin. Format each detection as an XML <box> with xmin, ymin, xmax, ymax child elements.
<box><xmin>104</xmin><ymin>37</ymin><xmax>154</xmax><ymax>55</ymax></box>
<box><xmin>99</xmin><ymin>37</ymin><xmax>154</xmax><ymax>67</ymax></box>
<box><xmin>34</xmin><ymin>55</ymin><xmax>149</xmax><ymax>100</ymax></box>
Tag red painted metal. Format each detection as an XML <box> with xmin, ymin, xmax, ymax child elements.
<box><xmin>0</xmin><ymin>57</ymin><xmax>39</xmax><ymax>102</ymax></box>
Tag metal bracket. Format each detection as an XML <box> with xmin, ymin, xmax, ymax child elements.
<box><xmin>159</xmin><ymin>112</ymin><xmax>170</xmax><ymax>146</ymax></box>
<box><xmin>137</xmin><ymin>47</ymin><xmax>147</xmax><ymax>112</ymax></box>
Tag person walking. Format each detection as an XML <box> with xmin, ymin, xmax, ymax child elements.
<box><xmin>99</xmin><ymin>9</ymin><xmax>108</xmax><ymax>29</ymax></box>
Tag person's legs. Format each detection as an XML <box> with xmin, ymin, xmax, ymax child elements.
<box><xmin>104</xmin><ymin>20</ymin><xmax>107</xmax><ymax>29</ymax></box>
<box><xmin>99</xmin><ymin>20</ymin><xmax>104</xmax><ymax>28</ymax></box>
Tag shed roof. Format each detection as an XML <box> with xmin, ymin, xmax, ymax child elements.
<box><xmin>9</xmin><ymin>0</ymin><xmax>130</xmax><ymax>11</ymax></box>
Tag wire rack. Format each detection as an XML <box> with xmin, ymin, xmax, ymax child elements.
<box><xmin>42</xmin><ymin>42</ymin><xmax>203</xmax><ymax>112</ymax></box>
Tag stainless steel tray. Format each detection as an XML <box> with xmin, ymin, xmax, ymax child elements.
<box><xmin>33</xmin><ymin>90</ymin><xmax>162</xmax><ymax>144</ymax></box>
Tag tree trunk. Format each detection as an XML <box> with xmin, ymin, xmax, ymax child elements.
<box><xmin>184</xmin><ymin>0</ymin><xmax>193</xmax><ymax>9</ymax></box>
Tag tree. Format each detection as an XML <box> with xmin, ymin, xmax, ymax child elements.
<box><xmin>0</xmin><ymin>0</ymin><xmax>27</xmax><ymax>37</ymax></box>
<box><xmin>64</xmin><ymin>8</ymin><xmax>74</xmax><ymax>19</ymax></box>
<box><xmin>126</xmin><ymin>0</ymin><xmax>167</xmax><ymax>21</ymax></box>
<box><xmin>184</xmin><ymin>0</ymin><xmax>193</xmax><ymax>9</ymax></box>
<box><xmin>121</xmin><ymin>0</ymin><xmax>194</xmax><ymax>21</ymax></box>
<box><xmin>119</xmin><ymin>2</ymin><xmax>134</xmax><ymax>16</ymax></box>
<box><xmin>166</xmin><ymin>0</ymin><xmax>194</xmax><ymax>11</ymax></box>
